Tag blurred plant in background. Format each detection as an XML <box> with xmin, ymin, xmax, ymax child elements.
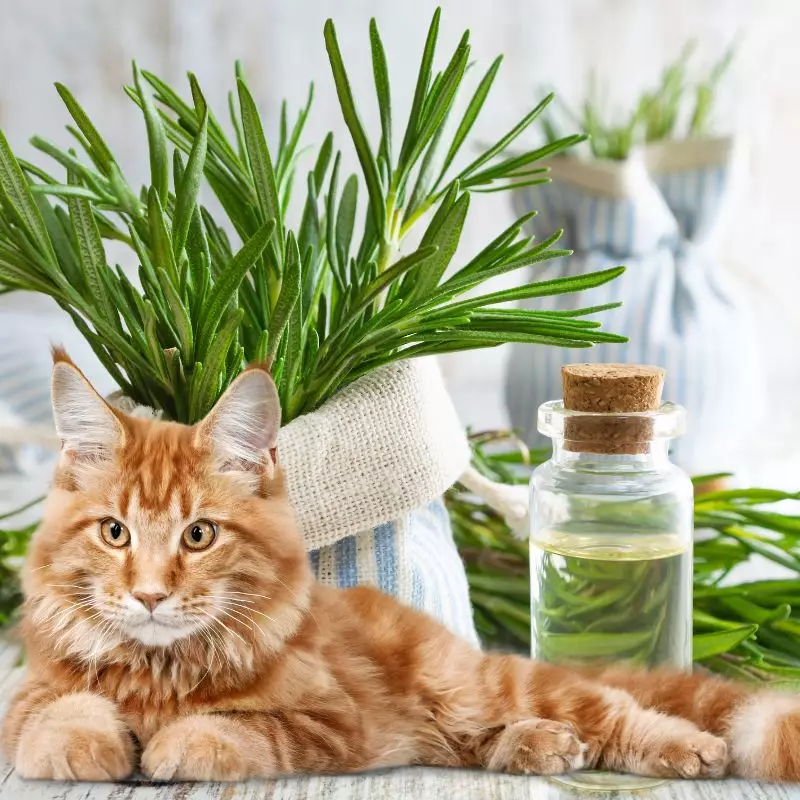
<box><xmin>541</xmin><ymin>39</ymin><xmax>738</xmax><ymax>160</ymax></box>
<box><xmin>0</xmin><ymin>497</ymin><xmax>39</xmax><ymax>626</ymax></box>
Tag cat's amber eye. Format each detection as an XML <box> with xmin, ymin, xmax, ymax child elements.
<box><xmin>100</xmin><ymin>518</ymin><xmax>130</xmax><ymax>548</ymax></box>
<box><xmin>182</xmin><ymin>520</ymin><xmax>217</xmax><ymax>552</ymax></box>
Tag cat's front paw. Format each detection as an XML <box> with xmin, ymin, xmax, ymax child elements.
<box><xmin>486</xmin><ymin>718</ymin><xmax>586</xmax><ymax>775</ymax></box>
<box><xmin>650</xmin><ymin>731</ymin><xmax>729</xmax><ymax>779</ymax></box>
<box><xmin>142</xmin><ymin>715</ymin><xmax>249</xmax><ymax>781</ymax></box>
<box><xmin>15</xmin><ymin>693</ymin><xmax>133</xmax><ymax>781</ymax></box>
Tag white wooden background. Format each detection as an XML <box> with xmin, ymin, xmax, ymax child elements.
<box><xmin>1</xmin><ymin>0</ymin><xmax>799</xmax><ymax>481</ymax></box>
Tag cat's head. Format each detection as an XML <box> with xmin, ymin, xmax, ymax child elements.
<box><xmin>23</xmin><ymin>351</ymin><xmax>311</xmax><ymax>665</ymax></box>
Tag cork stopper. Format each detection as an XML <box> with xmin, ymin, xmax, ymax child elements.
<box><xmin>561</xmin><ymin>364</ymin><xmax>665</xmax><ymax>454</ymax></box>
<box><xmin>562</xmin><ymin>364</ymin><xmax>665</xmax><ymax>413</ymax></box>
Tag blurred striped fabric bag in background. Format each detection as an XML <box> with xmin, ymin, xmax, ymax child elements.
<box><xmin>506</xmin><ymin>137</ymin><xmax>764</xmax><ymax>475</ymax></box>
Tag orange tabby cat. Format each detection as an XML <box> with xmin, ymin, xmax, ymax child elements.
<box><xmin>2</xmin><ymin>351</ymin><xmax>798</xmax><ymax>783</ymax></box>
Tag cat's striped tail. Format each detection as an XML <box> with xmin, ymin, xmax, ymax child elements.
<box><xmin>590</xmin><ymin>666</ymin><xmax>800</xmax><ymax>781</ymax></box>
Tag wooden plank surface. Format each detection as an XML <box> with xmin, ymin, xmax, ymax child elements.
<box><xmin>0</xmin><ymin>639</ymin><xmax>795</xmax><ymax>800</ymax></box>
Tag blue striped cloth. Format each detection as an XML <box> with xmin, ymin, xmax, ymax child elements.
<box><xmin>506</xmin><ymin>145</ymin><xmax>762</xmax><ymax>474</ymax></box>
<box><xmin>309</xmin><ymin>499</ymin><xmax>479</xmax><ymax>646</ymax></box>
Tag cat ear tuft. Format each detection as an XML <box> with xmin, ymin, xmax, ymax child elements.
<box><xmin>195</xmin><ymin>367</ymin><xmax>281</xmax><ymax>478</ymax></box>
<box><xmin>51</xmin><ymin>356</ymin><xmax>124</xmax><ymax>457</ymax></box>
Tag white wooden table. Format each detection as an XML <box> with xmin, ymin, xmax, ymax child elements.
<box><xmin>0</xmin><ymin>639</ymin><xmax>795</xmax><ymax>800</ymax></box>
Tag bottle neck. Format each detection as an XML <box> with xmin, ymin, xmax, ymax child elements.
<box><xmin>550</xmin><ymin>438</ymin><xmax>672</xmax><ymax>469</ymax></box>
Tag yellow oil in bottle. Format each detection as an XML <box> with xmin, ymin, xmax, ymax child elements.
<box><xmin>531</xmin><ymin>528</ymin><xmax>692</xmax><ymax>670</ymax></box>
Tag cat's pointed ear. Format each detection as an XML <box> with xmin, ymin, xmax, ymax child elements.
<box><xmin>51</xmin><ymin>348</ymin><xmax>125</xmax><ymax>458</ymax></box>
<box><xmin>195</xmin><ymin>366</ymin><xmax>281</xmax><ymax>480</ymax></box>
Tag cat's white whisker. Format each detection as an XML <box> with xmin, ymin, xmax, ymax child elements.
<box><xmin>199</xmin><ymin>613</ymin><xmax>244</xmax><ymax>672</ymax></box>
<box><xmin>82</xmin><ymin>623</ymin><xmax>116</xmax><ymax>668</ymax></box>
<box><xmin>213</xmin><ymin>596</ymin><xmax>278</xmax><ymax>625</ymax></box>
<box><xmin>216</xmin><ymin>602</ymin><xmax>270</xmax><ymax>641</ymax></box>
<box><xmin>215</xmin><ymin>595</ymin><xmax>258</xmax><ymax>607</ymax></box>
<box><xmin>273</xmin><ymin>574</ymin><xmax>319</xmax><ymax>628</ymax></box>
<box><xmin>45</xmin><ymin>598</ymin><xmax>99</xmax><ymax>632</ymax></box>
<box><xmin>85</xmin><ymin>633</ymin><xmax>104</xmax><ymax>686</ymax></box>
<box><xmin>86</xmin><ymin>617</ymin><xmax>118</xmax><ymax>685</ymax></box>
<box><xmin>54</xmin><ymin>597</ymin><xmax>95</xmax><ymax>610</ymax></box>
<box><xmin>216</xmin><ymin>606</ymin><xmax>255</xmax><ymax>632</ymax></box>
<box><xmin>45</xmin><ymin>583</ymin><xmax>91</xmax><ymax>591</ymax></box>
<box><xmin>54</xmin><ymin>615</ymin><xmax>93</xmax><ymax>652</ymax></box>
<box><xmin>217</xmin><ymin>590</ymin><xmax>273</xmax><ymax>602</ymax></box>
<box><xmin>50</xmin><ymin>601</ymin><xmax>109</xmax><ymax>654</ymax></box>
<box><xmin>219</xmin><ymin>600</ymin><xmax>277</xmax><ymax>624</ymax></box>
<box><xmin>188</xmin><ymin>623</ymin><xmax>222</xmax><ymax>694</ymax></box>
<box><xmin>47</xmin><ymin>598</ymin><xmax>98</xmax><ymax>622</ymax></box>
<box><xmin>203</xmin><ymin>621</ymin><xmax>225</xmax><ymax>667</ymax></box>
<box><xmin>245</xmin><ymin>608</ymin><xmax>277</xmax><ymax>624</ymax></box>
<box><xmin>198</xmin><ymin>609</ymin><xmax>249</xmax><ymax>648</ymax></box>
<box><xmin>213</xmin><ymin>599</ymin><xmax>253</xmax><ymax>616</ymax></box>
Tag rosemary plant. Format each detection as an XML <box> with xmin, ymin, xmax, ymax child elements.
<box><xmin>0</xmin><ymin>9</ymin><xmax>626</xmax><ymax>424</ymax></box>
<box><xmin>448</xmin><ymin>432</ymin><xmax>800</xmax><ymax>687</ymax></box>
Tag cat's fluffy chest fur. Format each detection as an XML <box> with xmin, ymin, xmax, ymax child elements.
<box><xmin>22</xmin><ymin>581</ymin><xmax>446</xmax><ymax>764</ymax></box>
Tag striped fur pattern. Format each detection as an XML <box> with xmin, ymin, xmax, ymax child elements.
<box><xmin>2</xmin><ymin>354</ymin><xmax>798</xmax><ymax>783</ymax></box>
<box><xmin>505</xmin><ymin>151</ymin><xmax>762</xmax><ymax>474</ymax></box>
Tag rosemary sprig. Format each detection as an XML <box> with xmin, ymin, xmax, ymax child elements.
<box><xmin>0</xmin><ymin>9</ymin><xmax>626</xmax><ymax>425</ymax></box>
<box><xmin>448</xmin><ymin>432</ymin><xmax>800</xmax><ymax>686</ymax></box>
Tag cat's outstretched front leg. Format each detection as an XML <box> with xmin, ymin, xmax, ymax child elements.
<box><xmin>141</xmin><ymin>709</ymin><xmax>370</xmax><ymax>781</ymax></box>
<box><xmin>141</xmin><ymin>714</ymin><xmax>253</xmax><ymax>781</ymax></box>
<box><xmin>2</xmin><ymin>682</ymin><xmax>134</xmax><ymax>781</ymax></box>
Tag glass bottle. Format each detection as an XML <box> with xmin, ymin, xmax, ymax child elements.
<box><xmin>529</xmin><ymin>395</ymin><xmax>693</xmax><ymax>791</ymax></box>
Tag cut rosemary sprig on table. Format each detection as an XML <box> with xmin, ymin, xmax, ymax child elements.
<box><xmin>447</xmin><ymin>432</ymin><xmax>800</xmax><ymax>684</ymax></box>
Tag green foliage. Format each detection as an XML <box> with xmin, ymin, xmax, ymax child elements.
<box><xmin>448</xmin><ymin>432</ymin><xmax>800</xmax><ymax>686</ymax></box>
<box><xmin>542</xmin><ymin>39</ymin><xmax>738</xmax><ymax>161</ymax></box>
<box><xmin>0</xmin><ymin>497</ymin><xmax>41</xmax><ymax>626</ymax></box>
<box><xmin>0</xmin><ymin>10</ymin><xmax>625</xmax><ymax>423</ymax></box>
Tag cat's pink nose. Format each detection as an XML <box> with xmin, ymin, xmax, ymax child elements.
<box><xmin>132</xmin><ymin>591</ymin><xmax>169</xmax><ymax>612</ymax></box>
